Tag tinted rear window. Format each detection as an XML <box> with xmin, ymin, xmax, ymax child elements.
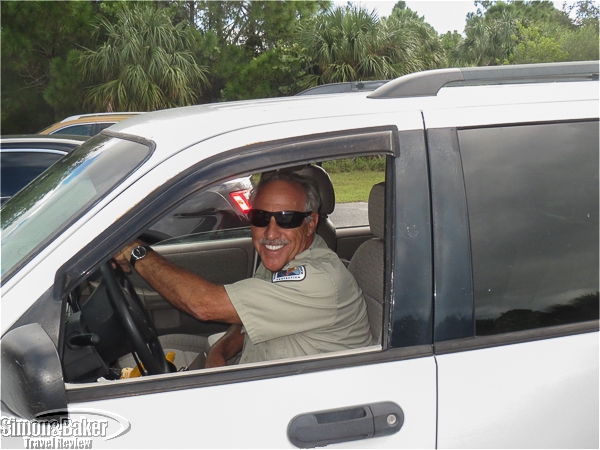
<box><xmin>459</xmin><ymin>121</ymin><xmax>599</xmax><ymax>335</ymax></box>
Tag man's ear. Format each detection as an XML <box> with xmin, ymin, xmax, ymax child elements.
<box><xmin>307</xmin><ymin>212</ymin><xmax>319</xmax><ymax>235</ymax></box>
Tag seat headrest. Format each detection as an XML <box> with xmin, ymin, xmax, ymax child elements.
<box><xmin>368</xmin><ymin>182</ymin><xmax>385</xmax><ymax>239</ymax></box>
<box><xmin>293</xmin><ymin>165</ymin><xmax>335</xmax><ymax>216</ymax></box>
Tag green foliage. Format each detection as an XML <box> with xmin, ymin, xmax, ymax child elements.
<box><xmin>506</xmin><ymin>23</ymin><xmax>568</xmax><ymax>64</ymax></box>
<box><xmin>458</xmin><ymin>10</ymin><xmax>522</xmax><ymax>65</ymax></box>
<box><xmin>192</xmin><ymin>1</ymin><xmax>329</xmax><ymax>102</ymax></box>
<box><xmin>222</xmin><ymin>44</ymin><xmax>313</xmax><ymax>100</ymax></box>
<box><xmin>78</xmin><ymin>5</ymin><xmax>209</xmax><ymax>111</ymax></box>
<box><xmin>560</xmin><ymin>24</ymin><xmax>600</xmax><ymax>61</ymax></box>
<box><xmin>322</xmin><ymin>156</ymin><xmax>386</xmax><ymax>173</ymax></box>
<box><xmin>194</xmin><ymin>1</ymin><xmax>329</xmax><ymax>53</ymax></box>
<box><xmin>1</xmin><ymin>0</ymin><xmax>95</xmax><ymax>133</ymax></box>
<box><xmin>1</xmin><ymin>0</ymin><xmax>598</xmax><ymax>135</ymax></box>
<box><xmin>44</xmin><ymin>51</ymin><xmax>89</xmax><ymax>119</ymax></box>
<box><xmin>295</xmin><ymin>5</ymin><xmax>424</xmax><ymax>87</ymax></box>
<box><xmin>459</xmin><ymin>0</ymin><xmax>599</xmax><ymax>66</ymax></box>
<box><xmin>388</xmin><ymin>4</ymin><xmax>445</xmax><ymax>69</ymax></box>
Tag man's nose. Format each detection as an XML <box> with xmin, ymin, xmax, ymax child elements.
<box><xmin>264</xmin><ymin>216</ymin><xmax>281</xmax><ymax>238</ymax></box>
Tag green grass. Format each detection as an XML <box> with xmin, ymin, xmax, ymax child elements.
<box><xmin>252</xmin><ymin>157</ymin><xmax>386</xmax><ymax>204</ymax></box>
<box><xmin>330</xmin><ymin>171</ymin><xmax>385</xmax><ymax>203</ymax></box>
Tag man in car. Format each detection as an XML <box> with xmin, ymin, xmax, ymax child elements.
<box><xmin>113</xmin><ymin>171</ymin><xmax>373</xmax><ymax>368</ymax></box>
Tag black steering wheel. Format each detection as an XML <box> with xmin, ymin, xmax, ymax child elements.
<box><xmin>101</xmin><ymin>261</ymin><xmax>170</xmax><ymax>375</ymax></box>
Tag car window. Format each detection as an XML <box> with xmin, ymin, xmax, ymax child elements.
<box><xmin>52</xmin><ymin>124</ymin><xmax>94</xmax><ymax>136</ymax></box>
<box><xmin>147</xmin><ymin>177</ymin><xmax>253</xmax><ymax>244</ymax></box>
<box><xmin>0</xmin><ymin>151</ymin><xmax>63</xmax><ymax>198</ymax></box>
<box><xmin>325</xmin><ymin>156</ymin><xmax>385</xmax><ymax>228</ymax></box>
<box><xmin>59</xmin><ymin>133</ymin><xmax>395</xmax><ymax>385</ymax></box>
<box><xmin>1</xmin><ymin>134</ymin><xmax>151</xmax><ymax>283</ymax></box>
<box><xmin>96</xmin><ymin>122</ymin><xmax>116</xmax><ymax>133</ymax></box>
<box><xmin>459</xmin><ymin>121</ymin><xmax>599</xmax><ymax>335</ymax></box>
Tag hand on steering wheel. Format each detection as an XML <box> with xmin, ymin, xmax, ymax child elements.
<box><xmin>101</xmin><ymin>261</ymin><xmax>170</xmax><ymax>375</ymax></box>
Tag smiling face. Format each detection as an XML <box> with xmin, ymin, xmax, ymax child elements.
<box><xmin>251</xmin><ymin>180</ymin><xmax>318</xmax><ymax>272</ymax></box>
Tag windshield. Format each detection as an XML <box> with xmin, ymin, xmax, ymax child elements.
<box><xmin>1</xmin><ymin>134</ymin><xmax>151</xmax><ymax>284</ymax></box>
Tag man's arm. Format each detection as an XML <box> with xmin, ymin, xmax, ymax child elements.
<box><xmin>205</xmin><ymin>324</ymin><xmax>245</xmax><ymax>368</ymax></box>
<box><xmin>113</xmin><ymin>240</ymin><xmax>241</xmax><ymax>324</ymax></box>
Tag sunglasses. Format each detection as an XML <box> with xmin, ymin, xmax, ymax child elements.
<box><xmin>247</xmin><ymin>209</ymin><xmax>312</xmax><ymax>229</ymax></box>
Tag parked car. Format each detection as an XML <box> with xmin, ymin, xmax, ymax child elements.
<box><xmin>1</xmin><ymin>61</ymin><xmax>598</xmax><ymax>449</ymax></box>
<box><xmin>0</xmin><ymin>134</ymin><xmax>87</xmax><ymax>205</ymax></box>
<box><xmin>296</xmin><ymin>80</ymin><xmax>389</xmax><ymax>95</ymax></box>
<box><xmin>38</xmin><ymin>112</ymin><xmax>144</xmax><ymax>137</ymax></box>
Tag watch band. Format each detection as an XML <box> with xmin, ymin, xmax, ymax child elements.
<box><xmin>130</xmin><ymin>245</ymin><xmax>153</xmax><ymax>268</ymax></box>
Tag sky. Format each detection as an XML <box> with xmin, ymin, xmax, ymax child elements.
<box><xmin>335</xmin><ymin>0</ymin><xmax>571</xmax><ymax>36</ymax></box>
<box><xmin>360</xmin><ymin>1</ymin><xmax>477</xmax><ymax>34</ymax></box>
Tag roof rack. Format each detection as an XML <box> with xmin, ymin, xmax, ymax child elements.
<box><xmin>297</xmin><ymin>80</ymin><xmax>389</xmax><ymax>96</ymax></box>
<box><xmin>368</xmin><ymin>61</ymin><xmax>599</xmax><ymax>99</ymax></box>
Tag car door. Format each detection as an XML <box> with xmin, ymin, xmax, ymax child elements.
<box><xmin>426</xmin><ymin>100</ymin><xmax>599</xmax><ymax>448</ymax></box>
<box><xmin>4</xmin><ymin>112</ymin><xmax>437</xmax><ymax>448</ymax></box>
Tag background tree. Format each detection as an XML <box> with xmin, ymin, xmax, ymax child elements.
<box><xmin>192</xmin><ymin>0</ymin><xmax>329</xmax><ymax>102</ymax></box>
<box><xmin>1</xmin><ymin>1</ymin><xmax>95</xmax><ymax>133</ymax></box>
<box><xmin>295</xmin><ymin>5</ymin><xmax>423</xmax><ymax>87</ymax></box>
<box><xmin>78</xmin><ymin>5</ymin><xmax>209</xmax><ymax>111</ymax></box>
<box><xmin>458</xmin><ymin>0</ymin><xmax>598</xmax><ymax>66</ymax></box>
<box><xmin>457</xmin><ymin>9</ymin><xmax>522</xmax><ymax>65</ymax></box>
<box><xmin>388</xmin><ymin>1</ymin><xmax>445</xmax><ymax>69</ymax></box>
<box><xmin>221</xmin><ymin>44</ymin><xmax>313</xmax><ymax>100</ymax></box>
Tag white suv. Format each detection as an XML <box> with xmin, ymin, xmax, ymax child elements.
<box><xmin>1</xmin><ymin>61</ymin><xmax>598</xmax><ymax>449</ymax></box>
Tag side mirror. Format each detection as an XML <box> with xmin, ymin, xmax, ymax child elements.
<box><xmin>1</xmin><ymin>323</ymin><xmax>67</xmax><ymax>419</ymax></box>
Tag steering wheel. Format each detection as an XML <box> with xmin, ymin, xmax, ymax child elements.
<box><xmin>100</xmin><ymin>261</ymin><xmax>170</xmax><ymax>375</ymax></box>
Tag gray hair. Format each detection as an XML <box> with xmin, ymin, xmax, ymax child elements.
<box><xmin>250</xmin><ymin>170</ymin><xmax>321</xmax><ymax>213</ymax></box>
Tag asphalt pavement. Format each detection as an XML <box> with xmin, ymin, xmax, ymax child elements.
<box><xmin>330</xmin><ymin>202</ymin><xmax>368</xmax><ymax>228</ymax></box>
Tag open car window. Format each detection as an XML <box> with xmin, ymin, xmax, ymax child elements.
<box><xmin>60</xmin><ymin>152</ymin><xmax>391</xmax><ymax>385</ymax></box>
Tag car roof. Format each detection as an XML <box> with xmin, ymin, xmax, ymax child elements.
<box><xmin>57</xmin><ymin>112</ymin><xmax>144</xmax><ymax>122</ymax></box>
<box><xmin>110</xmin><ymin>72</ymin><xmax>597</xmax><ymax>157</ymax></box>
<box><xmin>38</xmin><ymin>113</ymin><xmax>144</xmax><ymax>134</ymax></box>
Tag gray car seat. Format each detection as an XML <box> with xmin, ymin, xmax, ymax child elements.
<box><xmin>348</xmin><ymin>182</ymin><xmax>385</xmax><ymax>344</ymax></box>
<box><xmin>293</xmin><ymin>164</ymin><xmax>337</xmax><ymax>251</ymax></box>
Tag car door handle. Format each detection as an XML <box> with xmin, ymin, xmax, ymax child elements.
<box><xmin>287</xmin><ymin>401</ymin><xmax>404</xmax><ymax>448</ymax></box>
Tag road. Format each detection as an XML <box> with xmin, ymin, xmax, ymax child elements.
<box><xmin>330</xmin><ymin>202</ymin><xmax>368</xmax><ymax>228</ymax></box>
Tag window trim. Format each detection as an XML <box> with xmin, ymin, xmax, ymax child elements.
<box><xmin>434</xmin><ymin>320</ymin><xmax>599</xmax><ymax>355</ymax></box>
<box><xmin>65</xmin><ymin>344</ymin><xmax>432</xmax><ymax>403</ymax></box>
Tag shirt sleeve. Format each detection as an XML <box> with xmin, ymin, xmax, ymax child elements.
<box><xmin>224</xmin><ymin>265</ymin><xmax>339</xmax><ymax>344</ymax></box>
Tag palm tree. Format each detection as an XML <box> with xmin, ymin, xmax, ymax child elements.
<box><xmin>457</xmin><ymin>10</ymin><xmax>522</xmax><ymax>66</ymax></box>
<box><xmin>78</xmin><ymin>5</ymin><xmax>209</xmax><ymax>111</ymax></box>
<box><xmin>295</xmin><ymin>5</ymin><xmax>420</xmax><ymax>87</ymax></box>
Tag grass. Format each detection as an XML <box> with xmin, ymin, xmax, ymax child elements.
<box><xmin>330</xmin><ymin>171</ymin><xmax>385</xmax><ymax>203</ymax></box>
<box><xmin>252</xmin><ymin>157</ymin><xmax>386</xmax><ymax>203</ymax></box>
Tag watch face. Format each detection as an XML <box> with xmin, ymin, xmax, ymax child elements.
<box><xmin>132</xmin><ymin>246</ymin><xmax>147</xmax><ymax>260</ymax></box>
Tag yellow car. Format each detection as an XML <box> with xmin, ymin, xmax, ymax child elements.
<box><xmin>39</xmin><ymin>112</ymin><xmax>143</xmax><ymax>137</ymax></box>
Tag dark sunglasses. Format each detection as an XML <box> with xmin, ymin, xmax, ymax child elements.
<box><xmin>247</xmin><ymin>209</ymin><xmax>312</xmax><ymax>229</ymax></box>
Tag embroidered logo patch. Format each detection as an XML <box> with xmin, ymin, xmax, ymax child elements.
<box><xmin>272</xmin><ymin>266</ymin><xmax>306</xmax><ymax>282</ymax></box>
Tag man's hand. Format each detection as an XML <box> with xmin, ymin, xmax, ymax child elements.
<box><xmin>205</xmin><ymin>325</ymin><xmax>245</xmax><ymax>368</ymax></box>
<box><xmin>112</xmin><ymin>239</ymin><xmax>145</xmax><ymax>273</ymax></box>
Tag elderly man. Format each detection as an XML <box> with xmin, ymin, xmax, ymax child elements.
<box><xmin>114</xmin><ymin>171</ymin><xmax>372</xmax><ymax>368</ymax></box>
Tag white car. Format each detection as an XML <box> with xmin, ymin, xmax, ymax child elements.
<box><xmin>1</xmin><ymin>61</ymin><xmax>598</xmax><ymax>449</ymax></box>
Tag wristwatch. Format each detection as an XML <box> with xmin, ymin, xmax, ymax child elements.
<box><xmin>130</xmin><ymin>245</ymin><xmax>153</xmax><ymax>268</ymax></box>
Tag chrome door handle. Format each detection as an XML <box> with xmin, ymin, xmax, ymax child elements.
<box><xmin>287</xmin><ymin>401</ymin><xmax>404</xmax><ymax>448</ymax></box>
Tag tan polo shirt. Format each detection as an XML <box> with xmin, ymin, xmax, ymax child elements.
<box><xmin>224</xmin><ymin>235</ymin><xmax>373</xmax><ymax>364</ymax></box>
